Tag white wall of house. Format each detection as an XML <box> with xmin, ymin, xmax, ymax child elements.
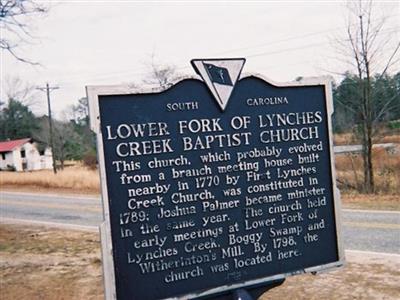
<box><xmin>42</xmin><ymin>148</ymin><xmax>53</xmax><ymax>169</ymax></box>
<box><xmin>0</xmin><ymin>142</ymin><xmax>52</xmax><ymax>171</ymax></box>
<box><xmin>0</xmin><ymin>151</ymin><xmax>15</xmax><ymax>170</ymax></box>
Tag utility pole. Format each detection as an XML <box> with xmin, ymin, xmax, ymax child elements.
<box><xmin>37</xmin><ymin>83</ymin><xmax>59</xmax><ymax>174</ymax></box>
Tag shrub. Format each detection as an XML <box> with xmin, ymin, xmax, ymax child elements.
<box><xmin>83</xmin><ymin>150</ymin><xmax>97</xmax><ymax>170</ymax></box>
<box><xmin>388</xmin><ymin>120</ymin><xmax>400</xmax><ymax>130</ymax></box>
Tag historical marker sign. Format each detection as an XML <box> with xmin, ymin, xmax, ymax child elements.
<box><xmin>87</xmin><ymin>58</ymin><xmax>344</xmax><ymax>300</ymax></box>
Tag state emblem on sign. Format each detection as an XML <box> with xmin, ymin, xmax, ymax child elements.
<box><xmin>191</xmin><ymin>58</ymin><xmax>245</xmax><ymax>111</ymax></box>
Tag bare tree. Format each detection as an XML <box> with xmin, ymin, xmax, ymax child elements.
<box><xmin>34</xmin><ymin>115</ymin><xmax>82</xmax><ymax>170</ymax></box>
<box><xmin>68</xmin><ymin>97</ymin><xmax>89</xmax><ymax>126</ymax></box>
<box><xmin>335</xmin><ymin>0</ymin><xmax>400</xmax><ymax>193</ymax></box>
<box><xmin>142</xmin><ymin>54</ymin><xmax>180</xmax><ymax>89</ymax></box>
<box><xmin>5</xmin><ymin>76</ymin><xmax>39</xmax><ymax>107</ymax></box>
<box><xmin>0</xmin><ymin>0</ymin><xmax>48</xmax><ymax>64</ymax></box>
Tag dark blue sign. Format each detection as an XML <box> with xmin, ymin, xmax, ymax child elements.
<box><xmin>95</xmin><ymin>75</ymin><xmax>342</xmax><ymax>300</ymax></box>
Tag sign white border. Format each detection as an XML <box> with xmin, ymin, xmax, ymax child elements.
<box><xmin>87</xmin><ymin>73</ymin><xmax>345</xmax><ymax>300</ymax></box>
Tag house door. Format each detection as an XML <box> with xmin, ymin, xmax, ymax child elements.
<box><xmin>22</xmin><ymin>162</ymin><xmax>27</xmax><ymax>171</ymax></box>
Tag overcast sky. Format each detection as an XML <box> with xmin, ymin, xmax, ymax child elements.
<box><xmin>1</xmin><ymin>0</ymin><xmax>399</xmax><ymax>117</ymax></box>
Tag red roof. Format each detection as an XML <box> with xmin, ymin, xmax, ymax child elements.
<box><xmin>0</xmin><ymin>138</ymin><xmax>32</xmax><ymax>152</ymax></box>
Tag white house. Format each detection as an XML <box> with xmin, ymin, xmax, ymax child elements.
<box><xmin>0</xmin><ymin>138</ymin><xmax>53</xmax><ymax>171</ymax></box>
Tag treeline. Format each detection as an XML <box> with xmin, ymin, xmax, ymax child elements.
<box><xmin>0</xmin><ymin>72</ymin><xmax>399</xmax><ymax>168</ymax></box>
<box><xmin>0</xmin><ymin>97</ymin><xmax>95</xmax><ymax>169</ymax></box>
<box><xmin>333</xmin><ymin>72</ymin><xmax>400</xmax><ymax>133</ymax></box>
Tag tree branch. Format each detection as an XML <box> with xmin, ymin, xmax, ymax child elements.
<box><xmin>379</xmin><ymin>41</ymin><xmax>400</xmax><ymax>78</ymax></box>
<box><xmin>0</xmin><ymin>0</ymin><xmax>48</xmax><ymax>65</ymax></box>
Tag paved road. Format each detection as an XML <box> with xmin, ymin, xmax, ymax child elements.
<box><xmin>0</xmin><ymin>192</ymin><xmax>102</xmax><ymax>227</ymax></box>
<box><xmin>341</xmin><ymin>209</ymin><xmax>400</xmax><ymax>253</ymax></box>
<box><xmin>1</xmin><ymin>191</ymin><xmax>399</xmax><ymax>254</ymax></box>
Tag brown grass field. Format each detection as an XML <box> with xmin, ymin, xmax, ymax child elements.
<box><xmin>333</xmin><ymin>133</ymin><xmax>356</xmax><ymax>145</ymax></box>
<box><xmin>380</xmin><ymin>135</ymin><xmax>400</xmax><ymax>144</ymax></box>
<box><xmin>0</xmin><ymin>163</ymin><xmax>100</xmax><ymax>194</ymax></box>
<box><xmin>335</xmin><ymin>147</ymin><xmax>400</xmax><ymax>195</ymax></box>
<box><xmin>333</xmin><ymin>129</ymin><xmax>400</xmax><ymax>145</ymax></box>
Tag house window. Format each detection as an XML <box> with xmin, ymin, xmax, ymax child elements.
<box><xmin>20</xmin><ymin>150</ymin><xmax>26</xmax><ymax>158</ymax></box>
<box><xmin>39</xmin><ymin>150</ymin><xmax>45</xmax><ymax>156</ymax></box>
<box><xmin>1</xmin><ymin>153</ymin><xmax>5</xmax><ymax>160</ymax></box>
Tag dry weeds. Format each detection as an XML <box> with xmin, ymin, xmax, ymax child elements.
<box><xmin>0</xmin><ymin>163</ymin><xmax>100</xmax><ymax>194</ymax></box>
<box><xmin>335</xmin><ymin>147</ymin><xmax>400</xmax><ymax>194</ymax></box>
<box><xmin>334</xmin><ymin>131</ymin><xmax>400</xmax><ymax>145</ymax></box>
<box><xmin>380</xmin><ymin>135</ymin><xmax>400</xmax><ymax>144</ymax></box>
<box><xmin>341</xmin><ymin>194</ymin><xmax>400</xmax><ymax>210</ymax></box>
<box><xmin>0</xmin><ymin>224</ymin><xmax>103</xmax><ymax>300</ymax></box>
<box><xmin>333</xmin><ymin>133</ymin><xmax>356</xmax><ymax>146</ymax></box>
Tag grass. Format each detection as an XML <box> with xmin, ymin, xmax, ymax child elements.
<box><xmin>0</xmin><ymin>163</ymin><xmax>100</xmax><ymax>194</ymax></box>
<box><xmin>0</xmin><ymin>224</ymin><xmax>103</xmax><ymax>300</ymax></box>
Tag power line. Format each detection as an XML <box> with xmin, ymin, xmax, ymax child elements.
<box><xmin>52</xmin><ymin>12</ymin><xmax>399</xmax><ymax>84</ymax></box>
<box><xmin>53</xmin><ymin>28</ymin><xmax>349</xmax><ymax>83</ymax></box>
<box><xmin>214</xmin><ymin>13</ymin><xmax>400</xmax><ymax>56</ymax></box>
<box><xmin>57</xmin><ymin>28</ymin><xmax>399</xmax><ymax>87</ymax></box>
<box><xmin>58</xmin><ymin>28</ymin><xmax>399</xmax><ymax>88</ymax></box>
